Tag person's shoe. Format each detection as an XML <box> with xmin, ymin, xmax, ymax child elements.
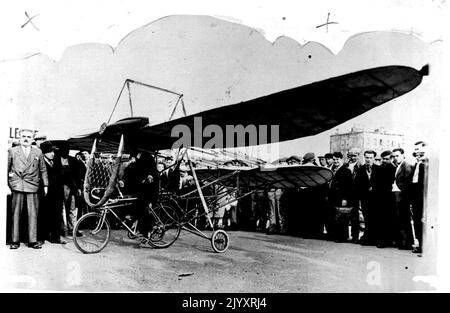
<box><xmin>376</xmin><ymin>242</ymin><xmax>387</xmax><ymax>248</ymax></box>
<box><xmin>10</xmin><ymin>243</ymin><xmax>19</xmax><ymax>249</ymax></box>
<box><xmin>75</xmin><ymin>231</ymin><xmax>83</xmax><ymax>237</ymax></box>
<box><xmin>398</xmin><ymin>245</ymin><xmax>413</xmax><ymax>250</ymax></box>
<box><xmin>28</xmin><ymin>242</ymin><xmax>42</xmax><ymax>249</ymax></box>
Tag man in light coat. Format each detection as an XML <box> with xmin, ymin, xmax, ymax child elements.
<box><xmin>7</xmin><ymin>129</ymin><xmax>48</xmax><ymax>249</ymax></box>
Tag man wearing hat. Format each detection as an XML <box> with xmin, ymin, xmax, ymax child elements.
<box><xmin>7</xmin><ymin>129</ymin><xmax>48</xmax><ymax>249</ymax></box>
<box><xmin>40</xmin><ymin>141</ymin><xmax>66</xmax><ymax>244</ymax></box>
<box><xmin>298</xmin><ymin>152</ymin><xmax>326</xmax><ymax>238</ymax></box>
<box><xmin>34</xmin><ymin>134</ymin><xmax>47</xmax><ymax>148</ymax></box>
<box><xmin>302</xmin><ymin>152</ymin><xmax>316</xmax><ymax>165</ymax></box>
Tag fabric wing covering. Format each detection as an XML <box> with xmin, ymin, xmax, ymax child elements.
<box><xmin>194</xmin><ymin>165</ymin><xmax>334</xmax><ymax>189</ymax></box>
<box><xmin>68</xmin><ymin>64</ymin><xmax>428</xmax><ymax>152</ymax></box>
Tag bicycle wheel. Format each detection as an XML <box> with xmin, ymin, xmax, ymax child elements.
<box><xmin>74</xmin><ymin>212</ymin><xmax>111</xmax><ymax>254</ymax></box>
<box><xmin>147</xmin><ymin>203</ymin><xmax>181</xmax><ymax>248</ymax></box>
<box><xmin>211</xmin><ymin>229</ymin><xmax>229</xmax><ymax>253</ymax></box>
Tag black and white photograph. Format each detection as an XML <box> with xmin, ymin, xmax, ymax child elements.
<box><xmin>0</xmin><ymin>0</ymin><xmax>448</xmax><ymax>296</ymax></box>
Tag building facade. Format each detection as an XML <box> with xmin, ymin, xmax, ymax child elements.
<box><xmin>330</xmin><ymin>126</ymin><xmax>404</xmax><ymax>160</ymax></box>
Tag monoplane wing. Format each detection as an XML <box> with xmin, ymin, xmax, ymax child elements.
<box><xmin>194</xmin><ymin>165</ymin><xmax>333</xmax><ymax>189</ymax></box>
<box><xmin>246</xmin><ymin>165</ymin><xmax>333</xmax><ymax>189</ymax></box>
<box><xmin>68</xmin><ymin>64</ymin><xmax>428</xmax><ymax>151</ymax></box>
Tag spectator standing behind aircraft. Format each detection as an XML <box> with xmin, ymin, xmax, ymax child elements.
<box><xmin>374</xmin><ymin>156</ymin><xmax>382</xmax><ymax>166</ymax></box>
<box><xmin>157</xmin><ymin>161</ymin><xmax>169</xmax><ymax>191</ymax></box>
<box><xmin>39</xmin><ymin>141</ymin><xmax>66</xmax><ymax>244</ymax></box>
<box><xmin>328</xmin><ymin>152</ymin><xmax>353</xmax><ymax>242</ymax></box>
<box><xmin>354</xmin><ymin>150</ymin><xmax>379</xmax><ymax>246</ymax></box>
<box><xmin>7</xmin><ymin>129</ymin><xmax>48</xmax><ymax>249</ymax></box>
<box><xmin>33</xmin><ymin>135</ymin><xmax>47</xmax><ymax>148</ymax></box>
<box><xmin>346</xmin><ymin>148</ymin><xmax>362</xmax><ymax>179</ymax></box>
<box><xmin>411</xmin><ymin>141</ymin><xmax>427</xmax><ymax>254</ymax></box>
<box><xmin>266</xmin><ymin>188</ymin><xmax>286</xmax><ymax>235</ymax></box>
<box><xmin>324</xmin><ymin>153</ymin><xmax>334</xmax><ymax>169</ymax></box>
<box><xmin>296</xmin><ymin>153</ymin><xmax>325</xmax><ymax>238</ymax></box>
<box><xmin>75</xmin><ymin>151</ymin><xmax>89</xmax><ymax>216</ymax></box>
<box><xmin>373</xmin><ymin>150</ymin><xmax>396</xmax><ymax>248</ymax></box>
<box><xmin>318</xmin><ymin>156</ymin><xmax>327</xmax><ymax>167</ymax></box>
<box><xmin>59</xmin><ymin>143</ymin><xmax>83</xmax><ymax>238</ymax></box>
<box><xmin>392</xmin><ymin>148</ymin><xmax>414</xmax><ymax>250</ymax></box>
<box><xmin>346</xmin><ymin>148</ymin><xmax>363</xmax><ymax>243</ymax></box>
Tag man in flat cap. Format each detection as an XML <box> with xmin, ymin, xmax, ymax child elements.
<box><xmin>8</xmin><ymin>129</ymin><xmax>48</xmax><ymax>249</ymax></box>
<box><xmin>302</xmin><ymin>152</ymin><xmax>317</xmax><ymax>165</ymax></box>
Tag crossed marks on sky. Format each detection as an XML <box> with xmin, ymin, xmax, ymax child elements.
<box><xmin>21</xmin><ymin>11</ymin><xmax>40</xmax><ymax>31</ymax></box>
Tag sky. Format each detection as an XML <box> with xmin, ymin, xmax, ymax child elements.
<box><xmin>0</xmin><ymin>1</ymin><xmax>445</xmax><ymax>158</ymax></box>
<box><xmin>1</xmin><ymin>0</ymin><xmax>449</xmax><ymax>290</ymax></box>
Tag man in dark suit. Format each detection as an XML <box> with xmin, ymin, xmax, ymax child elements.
<box><xmin>373</xmin><ymin>150</ymin><xmax>396</xmax><ymax>248</ymax></box>
<box><xmin>59</xmin><ymin>143</ymin><xmax>83</xmax><ymax>238</ymax></box>
<box><xmin>7</xmin><ymin>129</ymin><xmax>48</xmax><ymax>249</ymax></box>
<box><xmin>411</xmin><ymin>141</ymin><xmax>427</xmax><ymax>254</ymax></box>
<box><xmin>346</xmin><ymin>148</ymin><xmax>363</xmax><ymax>243</ymax></box>
<box><xmin>354</xmin><ymin>150</ymin><xmax>379</xmax><ymax>246</ymax></box>
<box><xmin>328</xmin><ymin>152</ymin><xmax>353</xmax><ymax>242</ymax></box>
<box><xmin>392</xmin><ymin>148</ymin><xmax>414</xmax><ymax>250</ymax></box>
<box><xmin>123</xmin><ymin>150</ymin><xmax>159</xmax><ymax>237</ymax></box>
<box><xmin>40</xmin><ymin>141</ymin><xmax>67</xmax><ymax>244</ymax></box>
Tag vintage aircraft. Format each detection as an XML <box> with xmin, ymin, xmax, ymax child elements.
<box><xmin>67</xmin><ymin>64</ymin><xmax>428</xmax><ymax>254</ymax></box>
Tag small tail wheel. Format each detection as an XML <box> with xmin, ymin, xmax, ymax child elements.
<box><xmin>211</xmin><ymin>229</ymin><xmax>229</xmax><ymax>253</ymax></box>
<box><xmin>74</xmin><ymin>212</ymin><xmax>111</xmax><ymax>254</ymax></box>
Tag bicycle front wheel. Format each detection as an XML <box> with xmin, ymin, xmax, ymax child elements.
<box><xmin>147</xmin><ymin>203</ymin><xmax>181</xmax><ymax>248</ymax></box>
<box><xmin>74</xmin><ymin>212</ymin><xmax>111</xmax><ymax>254</ymax></box>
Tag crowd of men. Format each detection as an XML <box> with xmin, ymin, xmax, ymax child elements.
<box><xmin>237</xmin><ymin>142</ymin><xmax>428</xmax><ymax>254</ymax></box>
<box><xmin>7</xmin><ymin>128</ymin><xmax>428</xmax><ymax>255</ymax></box>
<box><xmin>7</xmin><ymin>130</ymin><xmax>89</xmax><ymax>249</ymax></box>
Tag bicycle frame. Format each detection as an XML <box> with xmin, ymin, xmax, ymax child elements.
<box><xmin>95</xmin><ymin>197</ymin><xmax>140</xmax><ymax>237</ymax></box>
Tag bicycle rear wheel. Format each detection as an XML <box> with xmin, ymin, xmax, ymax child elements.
<box><xmin>147</xmin><ymin>203</ymin><xmax>181</xmax><ymax>248</ymax></box>
<box><xmin>74</xmin><ymin>212</ymin><xmax>111</xmax><ymax>254</ymax></box>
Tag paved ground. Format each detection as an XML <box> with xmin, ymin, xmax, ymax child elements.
<box><xmin>0</xmin><ymin>230</ymin><xmax>436</xmax><ymax>292</ymax></box>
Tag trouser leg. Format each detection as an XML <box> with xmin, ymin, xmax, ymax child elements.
<box><xmin>411</xmin><ymin>185</ymin><xmax>424</xmax><ymax>248</ymax></box>
<box><xmin>11</xmin><ymin>192</ymin><xmax>24</xmax><ymax>243</ymax></box>
<box><xmin>26</xmin><ymin>193</ymin><xmax>39</xmax><ymax>243</ymax></box>
<box><xmin>360</xmin><ymin>198</ymin><xmax>374</xmax><ymax>243</ymax></box>
<box><xmin>268</xmin><ymin>191</ymin><xmax>277</xmax><ymax>227</ymax></box>
<box><xmin>350</xmin><ymin>200</ymin><xmax>360</xmax><ymax>241</ymax></box>
<box><xmin>398</xmin><ymin>191</ymin><xmax>414</xmax><ymax>247</ymax></box>
<box><xmin>276</xmin><ymin>190</ymin><xmax>286</xmax><ymax>232</ymax></box>
<box><xmin>63</xmin><ymin>185</ymin><xmax>78</xmax><ymax>233</ymax></box>
<box><xmin>49</xmin><ymin>197</ymin><xmax>64</xmax><ymax>241</ymax></box>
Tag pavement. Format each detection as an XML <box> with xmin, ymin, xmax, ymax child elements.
<box><xmin>0</xmin><ymin>230</ymin><xmax>437</xmax><ymax>292</ymax></box>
